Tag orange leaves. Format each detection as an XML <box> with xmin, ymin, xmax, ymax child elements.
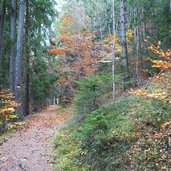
<box><xmin>152</xmin><ymin>60</ymin><xmax>170</xmax><ymax>69</ymax></box>
<box><xmin>148</xmin><ymin>42</ymin><xmax>171</xmax><ymax>71</ymax></box>
<box><xmin>139</xmin><ymin>42</ymin><xmax>171</xmax><ymax>103</ymax></box>
<box><xmin>48</xmin><ymin>48</ymin><xmax>65</xmax><ymax>55</ymax></box>
<box><xmin>60</xmin><ymin>14</ymin><xmax>73</xmax><ymax>27</ymax></box>
<box><xmin>56</xmin><ymin>111</ymin><xmax>69</xmax><ymax>121</ymax></box>
<box><xmin>48</xmin><ymin>12</ymin><xmax>97</xmax><ymax>89</ymax></box>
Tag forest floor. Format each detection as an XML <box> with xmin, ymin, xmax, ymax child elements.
<box><xmin>0</xmin><ymin>105</ymin><xmax>69</xmax><ymax>171</ymax></box>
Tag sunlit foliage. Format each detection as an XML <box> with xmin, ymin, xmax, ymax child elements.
<box><xmin>0</xmin><ymin>89</ymin><xmax>17</xmax><ymax>134</ymax></box>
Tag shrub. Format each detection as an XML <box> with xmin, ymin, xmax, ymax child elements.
<box><xmin>0</xmin><ymin>89</ymin><xmax>17</xmax><ymax>134</ymax></box>
<box><xmin>54</xmin><ymin>95</ymin><xmax>171</xmax><ymax>170</ymax></box>
<box><xmin>74</xmin><ymin>72</ymin><xmax>122</xmax><ymax>116</ymax></box>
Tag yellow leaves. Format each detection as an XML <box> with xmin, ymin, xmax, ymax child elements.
<box><xmin>0</xmin><ymin>89</ymin><xmax>17</xmax><ymax>123</ymax></box>
<box><xmin>147</xmin><ymin>42</ymin><xmax>171</xmax><ymax>73</ymax></box>
<box><xmin>0</xmin><ymin>107</ymin><xmax>15</xmax><ymax>114</ymax></box>
<box><xmin>7</xmin><ymin>122</ymin><xmax>24</xmax><ymax>131</ymax></box>
<box><xmin>126</xmin><ymin>29</ymin><xmax>134</xmax><ymax>42</ymax></box>
<box><xmin>129</xmin><ymin>89</ymin><xmax>148</xmax><ymax>96</ymax></box>
<box><xmin>129</xmin><ymin>89</ymin><xmax>170</xmax><ymax>103</ymax></box>
<box><xmin>152</xmin><ymin>60</ymin><xmax>170</xmax><ymax>69</ymax></box>
<box><xmin>6</xmin><ymin>114</ymin><xmax>16</xmax><ymax>121</ymax></box>
<box><xmin>146</xmin><ymin>57</ymin><xmax>151</xmax><ymax>61</ymax></box>
<box><xmin>147</xmin><ymin>91</ymin><xmax>168</xmax><ymax>100</ymax></box>
<box><xmin>148</xmin><ymin>43</ymin><xmax>159</xmax><ymax>54</ymax></box>
<box><xmin>160</xmin><ymin>120</ymin><xmax>171</xmax><ymax>129</ymax></box>
<box><xmin>104</xmin><ymin>34</ymin><xmax>117</xmax><ymax>42</ymax></box>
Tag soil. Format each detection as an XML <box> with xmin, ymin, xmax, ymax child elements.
<box><xmin>0</xmin><ymin>105</ymin><xmax>65</xmax><ymax>171</ymax></box>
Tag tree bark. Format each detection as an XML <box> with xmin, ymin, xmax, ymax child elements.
<box><xmin>24</xmin><ymin>0</ymin><xmax>30</xmax><ymax>115</ymax></box>
<box><xmin>0</xmin><ymin>0</ymin><xmax>6</xmax><ymax>71</ymax></box>
<box><xmin>15</xmin><ymin>0</ymin><xmax>26</xmax><ymax>114</ymax></box>
<box><xmin>112</xmin><ymin>0</ymin><xmax>116</xmax><ymax>104</ymax></box>
<box><xmin>135</xmin><ymin>26</ymin><xmax>140</xmax><ymax>80</ymax></box>
<box><xmin>120</xmin><ymin>0</ymin><xmax>130</xmax><ymax>89</ymax></box>
<box><xmin>9</xmin><ymin>0</ymin><xmax>17</xmax><ymax>93</ymax></box>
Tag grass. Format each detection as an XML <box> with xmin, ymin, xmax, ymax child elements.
<box><xmin>53</xmin><ymin>73</ymin><xmax>171</xmax><ymax>170</ymax></box>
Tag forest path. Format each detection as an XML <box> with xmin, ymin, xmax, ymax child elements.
<box><xmin>0</xmin><ymin>105</ymin><xmax>66</xmax><ymax>171</ymax></box>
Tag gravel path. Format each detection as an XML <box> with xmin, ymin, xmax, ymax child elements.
<box><xmin>0</xmin><ymin>106</ymin><xmax>61</xmax><ymax>171</ymax></box>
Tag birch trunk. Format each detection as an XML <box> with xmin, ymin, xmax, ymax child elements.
<box><xmin>9</xmin><ymin>0</ymin><xmax>17</xmax><ymax>92</ymax></box>
<box><xmin>15</xmin><ymin>0</ymin><xmax>26</xmax><ymax>114</ymax></box>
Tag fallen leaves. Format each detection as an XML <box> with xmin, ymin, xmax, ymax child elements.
<box><xmin>16</xmin><ymin>106</ymin><xmax>70</xmax><ymax>133</ymax></box>
<box><xmin>129</xmin><ymin>89</ymin><xmax>170</xmax><ymax>103</ymax></box>
<box><xmin>56</xmin><ymin>111</ymin><xmax>69</xmax><ymax>121</ymax></box>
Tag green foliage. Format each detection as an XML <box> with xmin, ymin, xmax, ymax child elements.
<box><xmin>74</xmin><ymin>73</ymin><xmax>122</xmax><ymax>115</ymax></box>
<box><xmin>0</xmin><ymin>0</ymin><xmax>57</xmax><ymax>114</ymax></box>
<box><xmin>30</xmin><ymin>56</ymin><xmax>57</xmax><ymax>111</ymax></box>
<box><xmin>54</xmin><ymin>94</ymin><xmax>171</xmax><ymax>170</ymax></box>
<box><xmin>53</xmin><ymin>130</ymin><xmax>89</xmax><ymax>171</ymax></box>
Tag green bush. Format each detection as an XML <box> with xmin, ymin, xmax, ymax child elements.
<box><xmin>54</xmin><ymin>95</ymin><xmax>171</xmax><ymax>170</ymax></box>
<box><xmin>74</xmin><ymin>73</ymin><xmax>122</xmax><ymax>116</ymax></box>
<box><xmin>30</xmin><ymin>57</ymin><xmax>57</xmax><ymax>111</ymax></box>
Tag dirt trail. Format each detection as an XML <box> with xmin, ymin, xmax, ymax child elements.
<box><xmin>0</xmin><ymin>105</ymin><xmax>64</xmax><ymax>171</ymax></box>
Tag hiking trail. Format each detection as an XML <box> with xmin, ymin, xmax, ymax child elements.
<box><xmin>0</xmin><ymin>105</ymin><xmax>67</xmax><ymax>171</ymax></box>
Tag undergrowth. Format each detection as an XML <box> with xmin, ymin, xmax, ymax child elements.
<box><xmin>53</xmin><ymin>94</ymin><xmax>171</xmax><ymax>170</ymax></box>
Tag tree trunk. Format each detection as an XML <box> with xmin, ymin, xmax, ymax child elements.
<box><xmin>15</xmin><ymin>0</ymin><xmax>26</xmax><ymax>114</ymax></box>
<box><xmin>24</xmin><ymin>0</ymin><xmax>30</xmax><ymax>115</ymax></box>
<box><xmin>0</xmin><ymin>0</ymin><xmax>6</xmax><ymax>71</ymax></box>
<box><xmin>120</xmin><ymin>0</ymin><xmax>130</xmax><ymax>89</ymax></box>
<box><xmin>9</xmin><ymin>0</ymin><xmax>17</xmax><ymax>93</ymax></box>
<box><xmin>112</xmin><ymin>0</ymin><xmax>116</xmax><ymax>104</ymax></box>
<box><xmin>135</xmin><ymin>26</ymin><xmax>140</xmax><ymax>81</ymax></box>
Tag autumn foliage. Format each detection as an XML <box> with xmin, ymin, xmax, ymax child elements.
<box><xmin>0</xmin><ymin>89</ymin><xmax>17</xmax><ymax>134</ymax></box>
<box><xmin>48</xmin><ymin>13</ymin><xmax>97</xmax><ymax>86</ymax></box>
<box><xmin>48</xmin><ymin>13</ymin><xmax>98</xmax><ymax>103</ymax></box>
<box><xmin>148</xmin><ymin>42</ymin><xmax>171</xmax><ymax>70</ymax></box>
<box><xmin>129</xmin><ymin>42</ymin><xmax>171</xmax><ymax>103</ymax></box>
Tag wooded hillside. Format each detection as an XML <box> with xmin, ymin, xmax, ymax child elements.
<box><xmin>0</xmin><ymin>0</ymin><xmax>171</xmax><ymax>170</ymax></box>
